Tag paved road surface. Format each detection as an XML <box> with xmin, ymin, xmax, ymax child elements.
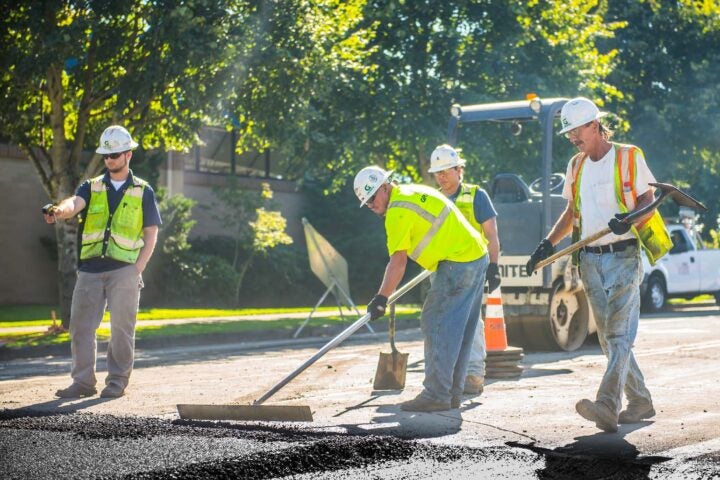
<box><xmin>1</xmin><ymin>306</ymin><xmax>719</xmax><ymax>478</ymax></box>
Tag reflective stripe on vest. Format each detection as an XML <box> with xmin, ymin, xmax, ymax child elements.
<box><xmin>388</xmin><ymin>200</ymin><xmax>451</xmax><ymax>261</ymax></box>
<box><xmin>80</xmin><ymin>175</ymin><xmax>147</xmax><ymax>263</ymax></box>
<box><xmin>454</xmin><ymin>184</ymin><xmax>489</xmax><ymax>245</ymax></box>
<box><xmin>570</xmin><ymin>144</ymin><xmax>672</xmax><ymax>265</ymax></box>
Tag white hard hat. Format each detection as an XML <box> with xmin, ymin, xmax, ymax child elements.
<box><xmin>96</xmin><ymin>125</ymin><xmax>139</xmax><ymax>154</ymax></box>
<box><xmin>428</xmin><ymin>144</ymin><xmax>466</xmax><ymax>173</ymax></box>
<box><xmin>353</xmin><ymin>166</ymin><xmax>393</xmax><ymax>207</ymax></box>
<box><xmin>558</xmin><ymin>97</ymin><xmax>608</xmax><ymax>135</ymax></box>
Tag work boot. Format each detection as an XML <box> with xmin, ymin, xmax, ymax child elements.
<box><xmin>451</xmin><ymin>395</ymin><xmax>462</xmax><ymax>409</ymax></box>
<box><xmin>575</xmin><ymin>399</ymin><xmax>618</xmax><ymax>433</ymax></box>
<box><xmin>100</xmin><ymin>384</ymin><xmax>125</xmax><ymax>399</ymax></box>
<box><xmin>55</xmin><ymin>383</ymin><xmax>97</xmax><ymax>398</ymax></box>
<box><xmin>464</xmin><ymin>375</ymin><xmax>484</xmax><ymax>395</ymax></box>
<box><xmin>400</xmin><ymin>395</ymin><xmax>451</xmax><ymax>412</ymax></box>
<box><xmin>618</xmin><ymin>402</ymin><xmax>656</xmax><ymax>424</ymax></box>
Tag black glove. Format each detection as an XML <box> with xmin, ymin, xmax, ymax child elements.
<box><xmin>42</xmin><ymin>203</ymin><xmax>57</xmax><ymax>215</ymax></box>
<box><xmin>367</xmin><ymin>294</ymin><xmax>388</xmax><ymax>321</ymax></box>
<box><xmin>486</xmin><ymin>262</ymin><xmax>501</xmax><ymax>293</ymax></box>
<box><xmin>526</xmin><ymin>239</ymin><xmax>554</xmax><ymax>273</ymax></box>
<box><xmin>608</xmin><ymin>212</ymin><xmax>632</xmax><ymax>235</ymax></box>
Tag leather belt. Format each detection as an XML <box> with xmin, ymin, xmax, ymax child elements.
<box><xmin>581</xmin><ymin>238</ymin><xmax>638</xmax><ymax>254</ymax></box>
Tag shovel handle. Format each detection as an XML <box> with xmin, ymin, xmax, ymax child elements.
<box><xmin>388</xmin><ymin>303</ymin><xmax>398</xmax><ymax>354</ymax></box>
<box><xmin>254</xmin><ymin>269</ymin><xmax>431</xmax><ymax>405</ymax></box>
<box><xmin>533</xmin><ymin>227</ymin><xmax>612</xmax><ymax>271</ymax></box>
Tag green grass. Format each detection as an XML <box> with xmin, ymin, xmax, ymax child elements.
<box><xmin>0</xmin><ymin>311</ymin><xmax>421</xmax><ymax>349</ymax></box>
<box><xmin>0</xmin><ymin>305</ymin><xmax>418</xmax><ymax>329</ymax></box>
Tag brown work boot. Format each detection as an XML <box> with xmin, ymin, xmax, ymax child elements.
<box><xmin>400</xmin><ymin>395</ymin><xmax>451</xmax><ymax>412</ymax></box>
<box><xmin>575</xmin><ymin>399</ymin><xmax>618</xmax><ymax>433</ymax></box>
<box><xmin>451</xmin><ymin>395</ymin><xmax>462</xmax><ymax>409</ymax></box>
<box><xmin>618</xmin><ymin>402</ymin><xmax>655</xmax><ymax>424</ymax></box>
<box><xmin>55</xmin><ymin>383</ymin><xmax>97</xmax><ymax>398</ymax></box>
<box><xmin>464</xmin><ymin>375</ymin><xmax>484</xmax><ymax>395</ymax></box>
<box><xmin>100</xmin><ymin>384</ymin><xmax>125</xmax><ymax>398</ymax></box>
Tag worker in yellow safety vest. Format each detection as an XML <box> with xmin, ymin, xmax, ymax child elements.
<box><xmin>429</xmin><ymin>144</ymin><xmax>501</xmax><ymax>397</ymax></box>
<box><xmin>354</xmin><ymin>165</ymin><xmax>488</xmax><ymax>412</ymax></box>
<box><xmin>43</xmin><ymin>125</ymin><xmax>161</xmax><ymax>400</ymax></box>
<box><xmin>526</xmin><ymin>97</ymin><xmax>671</xmax><ymax>432</ymax></box>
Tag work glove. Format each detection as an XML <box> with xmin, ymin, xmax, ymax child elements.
<box><xmin>367</xmin><ymin>294</ymin><xmax>388</xmax><ymax>321</ymax></box>
<box><xmin>526</xmin><ymin>239</ymin><xmax>554</xmax><ymax>274</ymax></box>
<box><xmin>608</xmin><ymin>212</ymin><xmax>632</xmax><ymax>235</ymax></box>
<box><xmin>486</xmin><ymin>262</ymin><xmax>501</xmax><ymax>293</ymax></box>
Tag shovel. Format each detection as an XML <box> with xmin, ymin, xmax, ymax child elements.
<box><xmin>373</xmin><ymin>303</ymin><xmax>409</xmax><ymax>390</ymax></box>
<box><xmin>534</xmin><ymin>182</ymin><xmax>707</xmax><ymax>271</ymax></box>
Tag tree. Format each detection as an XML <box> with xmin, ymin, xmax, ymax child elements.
<box><xmin>207</xmin><ymin>180</ymin><xmax>292</xmax><ymax>305</ymax></box>
<box><xmin>604</xmin><ymin>0</ymin><xmax>720</xmax><ymax>230</ymax></box>
<box><xmin>1</xmin><ymin>1</ymin><xmax>245</xmax><ymax>323</ymax></box>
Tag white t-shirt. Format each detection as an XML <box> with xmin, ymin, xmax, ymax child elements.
<box><xmin>110</xmin><ymin>179</ymin><xmax>126</xmax><ymax>191</ymax></box>
<box><xmin>561</xmin><ymin>145</ymin><xmax>656</xmax><ymax>246</ymax></box>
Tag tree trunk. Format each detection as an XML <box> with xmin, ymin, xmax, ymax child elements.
<box><xmin>54</xmin><ymin>218</ymin><xmax>79</xmax><ymax>328</ymax></box>
<box><xmin>235</xmin><ymin>253</ymin><xmax>255</xmax><ymax>306</ymax></box>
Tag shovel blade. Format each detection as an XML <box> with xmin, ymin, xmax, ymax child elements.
<box><xmin>373</xmin><ymin>351</ymin><xmax>409</xmax><ymax>390</ymax></box>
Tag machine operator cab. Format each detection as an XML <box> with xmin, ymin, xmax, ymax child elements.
<box><xmin>448</xmin><ymin>97</ymin><xmax>596</xmax><ymax>351</ymax></box>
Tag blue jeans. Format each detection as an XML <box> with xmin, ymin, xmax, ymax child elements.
<box><xmin>421</xmin><ymin>255</ymin><xmax>488</xmax><ymax>403</ymax></box>
<box><xmin>579</xmin><ymin>246</ymin><xmax>652</xmax><ymax>414</ymax></box>
<box><xmin>467</xmin><ymin>306</ymin><xmax>486</xmax><ymax>377</ymax></box>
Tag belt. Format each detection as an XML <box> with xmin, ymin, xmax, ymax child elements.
<box><xmin>581</xmin><ymin>238</ymin><xmax>638</xmax><ymax>254</ymax></box>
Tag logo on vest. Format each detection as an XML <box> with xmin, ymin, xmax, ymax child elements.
<box><xmin>420</xmin><ymin>194</ymin><xmax>427</xmax><ymax>203</ymax></box>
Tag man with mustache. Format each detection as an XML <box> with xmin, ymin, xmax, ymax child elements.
<box><xmin>526</xmin><ymin>97</ymin><xmax>671</xmax><ymax>432</ymax></box>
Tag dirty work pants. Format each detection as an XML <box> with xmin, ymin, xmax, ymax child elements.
<box><xmin>421</xmin><ymin>255</ymin><xmax>487</xmax><ymax>403</ymax></box>
<box><xmin>69</xmin><ymin>265</ymin><xmax>142</xmax><ymax>390</ymax></box>
<box><xmin>467</xmin><ymin>303</ymin><xmax>486</xmax><ymax>378</ymax></box>
<box><xmin>579</xmin><ymin>246</ymin><xmax>653</xmax><ymax>414</ymax></box>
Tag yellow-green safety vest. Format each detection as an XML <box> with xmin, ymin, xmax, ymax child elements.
<box><xmin>385</xmin><ymin>184</ymin><xmax>486</xmax><ymax>271</ymax></box>
<box><xmin>80</xmin><ymin>175</ymin><xmax>147</xmax><ymax>263</ymax></box>
<box><xmin>570</xmin><ymin>143</ymin><xmax>673</xmax><ymax>265</ymax></box>
<box><xmin>453</xmin><ymin>183</ymin><xmax>489</xmax><ymax>246</ymax></box>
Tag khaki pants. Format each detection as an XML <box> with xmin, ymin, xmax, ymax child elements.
<box><xmin>69</xmin><ymin>265</ymin><xmax>142</xmax><ymax>389</ymax></box>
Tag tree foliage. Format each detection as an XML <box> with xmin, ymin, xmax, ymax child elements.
<box><xmin>604</xmin><ymin>0</ymin><xmax>720</xmax><ymax>228</ymax></box>
<box><xmin>207</xmin><ymin>180</ymin><xmax>293</xmax><ymax>305</ymax></box>
<box><xmin>3</xmin><ymin>0</ymin><xmax>720</xmax><ymax>310</ymax></box>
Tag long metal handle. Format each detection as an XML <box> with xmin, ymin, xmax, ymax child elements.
<box><xmin>533</xmin><ymin>182</ymin><xmax>707</xmax><ymax>271</ymax></box>
<box><xmin>254</xmin><ymin>269</ymin><xmax>432</xmax><ymax>405</ymax></box>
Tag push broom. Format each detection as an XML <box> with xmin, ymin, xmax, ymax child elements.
<box><xmin>177</xmin><ymin>269</ymin><xmax>431</xmax><ymax>422</ymax></box>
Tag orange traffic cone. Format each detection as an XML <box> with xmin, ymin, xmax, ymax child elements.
<box><xmin>484</xmin><ymin>287</ymin><xmax>508</xmax><ymax>351</ymax></box>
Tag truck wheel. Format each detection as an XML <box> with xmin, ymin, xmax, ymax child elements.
<box><xmin>549</xmin><ymin>284</ymin><xmax>589</xmax><ymax>351</ymax></box>
<box><xmin>643</xmin><ymin>275</ymin><xmax>666</xmax><ymax>312</ymax></box>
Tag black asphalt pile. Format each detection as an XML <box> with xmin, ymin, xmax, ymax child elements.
<box><xmin>126</xmin><ymin>436</ymin><xmax>420</xmax><ymax>479</ymax></box>
<box><xmin>2</xmin><ymin>410</ymin><xmax>718</xmax><ymax>479</ymax></box>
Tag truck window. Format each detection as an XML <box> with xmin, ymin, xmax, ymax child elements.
<box><xmin>669</xmin><ymin>229</ymin><xmax>691</xmax><ymax>254</ymax></box>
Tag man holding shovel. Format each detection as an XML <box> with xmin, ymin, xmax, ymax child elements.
<box><xmin>429</xmin><ymin>144</ymin><xmax>502</xmax><ymax>396</ymax></box>
<box><xmin>526</xmin><ymin>97</ymin><xmax>672</xmax><ymax>432</ymax></box>
<box><xmin>354</xmin><ymin>166</ymin><xmax>488</xmax><ymax>412</ymax></box>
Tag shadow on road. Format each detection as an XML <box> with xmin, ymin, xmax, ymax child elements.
<box><xmin>508</xmin><ymin>422</ymin><xmax>669</xmax><ymax>479</ymax></box>
<box><xmin>0</xmin><ymin>396</ymin><xmax>113</xmax><ymax>420</ymax></box>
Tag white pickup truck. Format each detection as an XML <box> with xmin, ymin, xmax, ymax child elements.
<box><xmin>641</xmin><ymin>224</ymin><xmax>720</xmax><ymax>312</ymax></box>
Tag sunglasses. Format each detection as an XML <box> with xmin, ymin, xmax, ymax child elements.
<box><xmin>103</xmin><ymin>152</ymin><xmax>125</xmax><ymax>160</ymax></box>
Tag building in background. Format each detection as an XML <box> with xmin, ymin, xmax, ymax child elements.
<box><xmin>0</xmin><ymin>127</ymin><xmax>307</xmax><ymax>305</ymax></box>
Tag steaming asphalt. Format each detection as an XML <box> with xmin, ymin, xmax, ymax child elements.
<box><xmin>2</xmin><ymin>305</ymin><xmax>720</xmax><ymax>478</ymax></box>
